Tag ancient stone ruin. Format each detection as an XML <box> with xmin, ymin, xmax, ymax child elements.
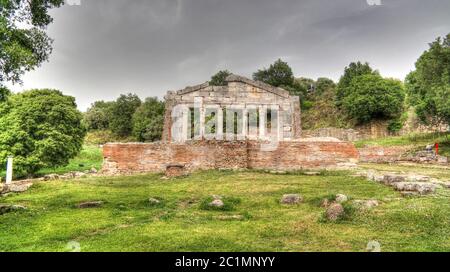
<box><xmin>102</xmin><ymin>75</ymin><xmax>359</xmax><ymax>174</ymax></box>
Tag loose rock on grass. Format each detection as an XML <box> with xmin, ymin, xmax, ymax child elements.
<box><xmin>280</xmin><ymin>194</ymin><xmax>303</xmax><ymax>204</ymax></box>
<box><xmin>325</xmin><ymin>203</ymin><xmax>345</xmax><ymax>221</ymax></box>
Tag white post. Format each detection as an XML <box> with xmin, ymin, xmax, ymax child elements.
<box><xmin>6</xmin><ymin>156</ymin><xmax>13</xmax><ymax>185</ymax></box>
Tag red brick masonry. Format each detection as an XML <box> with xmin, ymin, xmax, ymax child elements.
<box><xmin>357</xmin><ymin>146</ymin><xmax>412</xmax><ymax>163</ymax></box>
<box><xmin>102</xmin><ymin>140</ymin><xmax>359</xmax><ymax>174</ymax></box>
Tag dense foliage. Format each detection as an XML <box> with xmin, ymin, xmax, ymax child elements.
<box><xmin>336</xmin><ymin>61</ymin><xmax>378</xmax><ymax>107</ymax></box>
<box><xmin>84</xmin><ymin>94</ymin><xmax>166</xmax><ymax>142</ymax></box>
<box><xmin>84</xmin><ymin>100</ymin><xmax>114</xmax><ymax>130</ymax></box>
<box><xmin>0</xmin><ymin>0</ymin><xmax>64</xmax><ymax>88</ymax></box>
<box><xmin>0</xmin><ymin>89</ymin><xmax>85</xmax><ymax>176</ymax></box>
<box><xmin>253</xmin><ymin>59</ymin><xmax>295</xmax><ymax>88</ymax></box>
<box><xmin>132</xmin><ymin>97</ymin><xmax>165</xmax><ymax>142</ymax></box>
<box><xmin>406</xmin><ymin>33</ymin><xmax>450</xmax><ymax>126</ymax></box>
<box><xmin>109</xmin><ymin>93</ymin><xmax>142</xmax><ymax>137</ymax></box>
<box><xmin>210</xmin><ymin>70</ymin><xmax>231</xmax><ymax>86</ymax></box>
<box><xmin>342</xmin><ymin>74</ymin><xmax>405</xmax><ymax>123</ymax></box>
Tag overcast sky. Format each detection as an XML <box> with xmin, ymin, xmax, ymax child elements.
<box><xmin>6</xmin><ymin>0</ymin><xmax>450</xmax><ymax>111</ymax></box>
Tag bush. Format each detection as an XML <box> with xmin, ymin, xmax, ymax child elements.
<box><xmin>210</xmin><ymin>70</ymin><xmax>231</xmax><ymax>86</ymax></box>
<box><xmin>132</xmin><ymin>97</ymin><xmax>165</xmax><ymax>142</ymax></box>
<box><xmin>0</xmin><ymin>89</ymin><xmax>86</xmax><ymax>176</ymax></box>
<box><xmin>109</xmin><ymin>93</ymin><xmax>141</xmax><ymax>137</ymax></box>
<box><xmin>342</xmin><ymin>74</ymin><xmax>405</xmax><ymax>123</ymax></box>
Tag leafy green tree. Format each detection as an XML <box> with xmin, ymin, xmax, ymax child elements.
<box><xmin>109</xmin><ymin>93</ymin><xmax>142</xmax><ymax>137</ymax></box>
<box><xmin>132</xmin><ymin>97</ymin><xmax>165</xmax><ymax>142</ymax></box>
<box><xmin>336</xmin><ymin>61</ymin><xmax>378</xmax><ymax>107</ymax></box>
<box><xmin>210</xmin><ymin>70</ymin><xmax>231</xmax><ymax>86</ymax></box>
<box><xmin>315</xmin><ymin>77</ymin><xmax>336</xmax><ymax>95</ymax></box>
<box><xmin>84</xmin><ymin>100</ymin><xmax>115</xmax><ymax>130</ymax></box>
<box><xmin>0</xmin><ymin>89</ymin><xmax>85</xmax><ymax>176</ymax></box>
<box><xmin>253</xmin><ymin>59</ymin><xmax>295</xmax><ymax>87</ymax></box>
<box><xmin>406</xmin><ymin>33</ymin><xmax>450</xmax><ymax>125</ymax></box>
<box><xmin>342</xmin><ymin>74</ymin><xmax>405</xmax><ymax>123</ymax></box>
<box><xmin>0</xmin><ymin>0</ymin><xmax>64</xmax><ymax>88</ymax></box>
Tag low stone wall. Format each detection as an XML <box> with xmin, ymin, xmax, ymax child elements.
<box><xmin>357</xmin><ymin>146</ymin><xmax>412</xmax><ymax>163</ymax></box>
<box><xmin>102</xmin><ymin>140</ymin><xmax>359</xmax><ymax>174</ymax></box>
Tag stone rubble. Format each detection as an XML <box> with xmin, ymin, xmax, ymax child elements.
<box><xmin>326</xmin><ymin>203</ymin><xmax>344</xmax><ymax>221</ymax></box>
<box><xmin>0</xmin><ymin>204</ymin><xmax>27</xmax><ymax>215</ymax></box>
<box><xmin>77</xmin><ymin>201</ymin><xmax>104</xmax><ymax>209</ymax></box>
<box><xmin>361</xmin><ymin>170</ymin><xmax>448</xmax><ymax>196</ymax></box>
<box><xmin>280</xmin><ymin>194</ymin><xmax>303</xmax><ymax>204</ymax></box>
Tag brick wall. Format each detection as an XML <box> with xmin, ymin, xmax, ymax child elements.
<box><xmin>357</xmin><ymin>146</ymin><xmax>412</xmax><ymax>163</ymax></box>
<box><xmin>102</xmin><ymin>140</ymin><xmax>359</xmax><ymax>174</ymax></box>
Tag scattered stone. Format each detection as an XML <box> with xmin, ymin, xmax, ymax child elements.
<box><xmin>320</xmin><ymin>198</ymin><xmax>330</xmax><ymax>208</ymax></box>
<box><xmin>280</xmin><ymin>194</ymin><xmax>303</xmax><ymax>204</ymax></box>
<box><xmin>335</xmin><ymin>194</ymin><xmax>348</xmax><ymax>203</ymax></box>
<box><xmin>77</xmin><ymin>201</ymin><xmax>104</xmax><ymax>209</ymax></box>
<box><xmin>326</xmin><ymin>203</ymin><xmax>344</xmax><ymax>221</ymax></box>
<box><xmin>209</xmin><ymin>199</ymin><xmax>224</xmax><ymax>208</ymax></box>
<box><xmin>44</xmin><ymin>174</ymin><xmax>59</xmax><ymax>181</ymax></box>
<box><xmin>89</xmin><ymin>167</ymin><xmax>98</xmax><ymax>174</ymax></box>
<box><xmin>443</xmin><ymin>182</ymin><xmax>450</xmax><ymax>189</ymax></box>
<box><xmin>437</xmin><ymin>156</ymin><xmax>448</xmax><ymax>164</ymax></box>
<box><xmin>400</xmin><ymin>191</ymin><xmax>419</xmax><ymax>197</ymax></box>
<box><xmin>354</xmin><ymin>200</ymin><xmax>379</xmax><ymax>209</ymax></box>
<box><xmin>270</xmin><ymin>170</ymin><xmax>287</xmax><ymax>175</ymax></box>
<box><xmin>382</xmin><ymin>174</ymin><xmax>407</xmax><ymax>185</ymax></box>
<box><xmin>392</xmin><ymin>182</ymin><xmax>436</xmax><ymax>195</ymax></box>
<box><xmin>3</xmin><ymin>182</ymin><xmax>33</xmax><ymax>193</ymax></box>
<box><xmin>407</xmin><ymin>175</ymin><xmax>430</xmax><ymax>182</ymax></box>
<box><xmin>148</xmin><ymin>198</ymin><xmax>161</xmax><ymax>205</ymax></box>
<box><xmin>0</xmin><ymin>204</ymin><xmax>27</xmax><ymax>215</ymax></box>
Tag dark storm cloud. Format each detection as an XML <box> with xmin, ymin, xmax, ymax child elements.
<box><xmin>7</xmin><ymin>0</ymin><xmax>450</xmax><ymax>110</ymax></box>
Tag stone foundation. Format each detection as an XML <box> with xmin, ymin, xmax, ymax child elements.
<box><xmin>358</xmin><ymin>146</ymin><xmax>412</xmax><ymax>163</ymax></box>
<box><xmin>102</xmin><ymin>139</ymin><xmax>359</xmax><ymax>174</ymax></box>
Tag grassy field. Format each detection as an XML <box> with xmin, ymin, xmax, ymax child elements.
<box><xmin>0</xmin><ymin>145</ymin><xmax>103</xmax><ymax>179</ymax></box>
<box><xmin>354</xmin><ymin>132</ymin><xmax>450</xmax><ymax>157</ymax></box>
<box><xmin>1</xmin><ymin>169</ymin><xmax>450</xmax><ymax>252</ymax></box>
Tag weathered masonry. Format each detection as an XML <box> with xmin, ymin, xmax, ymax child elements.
<box><xmin>162</xmin><ymin>74</ymin><xmax>302</xmax><ymax>143</ymax></box>
<box><xmin>102</xmin><ymin>75</ymin><xmax>359</xmax><ymax>174</ymax></box>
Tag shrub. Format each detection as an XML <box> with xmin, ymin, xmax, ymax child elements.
<box><xmin>132</xmin><ymin>97</ymin><xmax>165</xmax><ymax>142</ymax></box>
<box><xmin>0</xmin><ymin>89</ymin><xmax>85</xmax><ymax>176</ymax></box>
<box><xmin>342</xmin><ymin>74</ymin><xmax>405</xmax><ymax>124</ymax></box>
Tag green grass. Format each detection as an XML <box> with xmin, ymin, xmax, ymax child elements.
<box><xmin>36</xmin><ymin>145</ymin><xmax>103</xmax><ymax>176</ymax></box>
<box><xmin>1</xmin><ymin>169</ymin><xmax>450</xmax><ymax>252</ymax></box>
<box><xmin>1</xmin><ymin>145</ymin><xmax>103</xmax><ymax>179</ymax></box>
<box><xmin>354</xmin><ymin>132</ymin><xmax>450</xmax><ymax>157</ymax></box>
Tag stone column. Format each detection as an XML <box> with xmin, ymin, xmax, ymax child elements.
<box><xmin>259</xmin><ymin>105</ymin><xmax>266</xmax><ymax>140</ymax></box>
<box><xmin>182</xmin><ymin>106</ymin><xmax>189</xmax><ymax>142</ymax></box>
<box><xmin>242</xmin><ymin>107</ymin><xmax>248</xmax><ymax>140</ymax></box>
<box><xmin>217</xmin><ymin>107</ymin><xmax>223</xmax><ymax>140</ymax></box>
<box><xmin>291</xmin><ymin>96</ymin><xmax>302</xmax><ymax>139</ymax></box>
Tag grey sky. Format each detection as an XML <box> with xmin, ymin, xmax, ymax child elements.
<box><xmin>6</xmin><ymin>0</ymin><xmax>450</xmax><ymax>111</ymax></box>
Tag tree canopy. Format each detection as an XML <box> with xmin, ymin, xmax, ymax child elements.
<box><xmin>210</xmin><ymin>70</ymin><xmax>231</xmax><ymax>86</ymax></box>
<box><xmin>253</xmin><ymin>59</ymin><xmax>295</xmax><ymax>88</ymax></box>
<box><xmin>342</xmin><ymin>74</ymin><xmax>405</xmax><ymax>123</ymax></box>
<box><xmin>0</xmin><ymin>0</ymin><xmax>64</xmax><ymax>87</ymax></box>
<box><xmin>336</xmin><ymin>61</ymin><xmax>378</xmax><ymax>107</ymax></box>
<box><xmin>109</xmin><ymin>93</ymin><xmax>142</xmax><ymax>137</ymax></box>
<box><xmin>0</xmin><ymin>89</ymin><xmax>85</xmax><ymax>176</ymax></box>
<box><xmin>405</xmin><ymin>33</ymin><xmax>450</xmax><ymax>126</ymax></box>
<box><xmin>84</xmin><ymin>100</ymin><xmax>114</xmax><ymax>130</ymax></box>
<box><xmin>132</xmin><ymin>97</ymin><xmax>165</xmax><ymax>142</ymax></box>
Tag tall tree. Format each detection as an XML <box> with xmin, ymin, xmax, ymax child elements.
<box><xmin>0</xmin><ymin>89</ymin><xmax>85</xmax><ymax>176</ymax></box>
<box><xmin>342</xmin><ymin>74</ymin><xmax>405</xmax><ymax>123</ymax></box>
<box><xmin>83</xmin><ymin>100</ymin><xmax>115</xmax><ymax>130</ymax></box>
<box><xmin>109</xmin><ymin>93</ymin><xmax>142</xmax><ymax>137</ymax></box>
<box><xmin>253</xmin><ymin>59</ymin><xmax>295</xmax><ymax>87</ymax></box>
<box><xmin>132</xmin><ymin>97</ymin><xmax>165</xmax><ymax>142</ymax></box>
<box><xmin>0</xmin><ymin>0</ymin><xmax>64</xmax><ymax>87</ymax></box>
<box><xmin>336</xmin><ymin>61</ymin><xmax>378</xmax><ymax>107</ymax></box>
<box><xmin>406</xmin><ymin>33</ymin><xmax>450</xmax><ymax>126</ymax></box>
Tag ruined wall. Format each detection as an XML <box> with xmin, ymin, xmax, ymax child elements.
<box><xmin>102</xmin><ymin>140</ymin><xmax>359</xmax><ymax>174</ymax></box>
<box><xmin>357</xmin><ymin>146</ymin><xmax>413</xmax><ymax>163</ymax></box>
